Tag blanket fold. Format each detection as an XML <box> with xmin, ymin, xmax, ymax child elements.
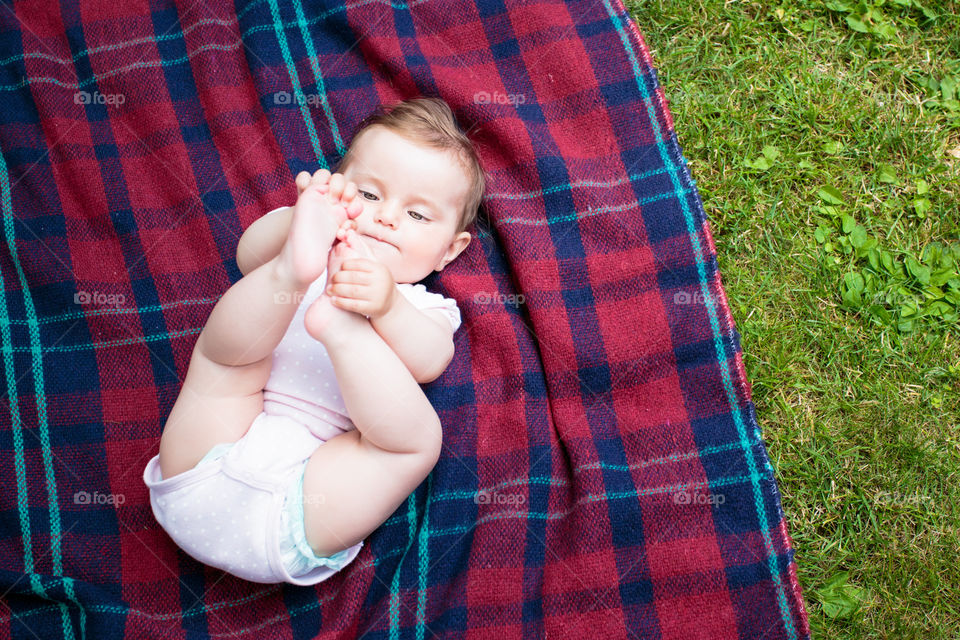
<box><xmin>0</xmin><ymin>0</ymin><xmax>810</xmax><ymax>638</ymax></box>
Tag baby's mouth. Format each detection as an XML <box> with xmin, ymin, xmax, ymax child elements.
<box><xmin>361</xmin><ymin>233</ymin><xmax>396</xmax><ymax>250</ymax></box>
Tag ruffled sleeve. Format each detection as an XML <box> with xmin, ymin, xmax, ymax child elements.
<box><xmin>396</xmin><ymin>283</ymin><xmax>462</xmax><ymax>333</ymax></box>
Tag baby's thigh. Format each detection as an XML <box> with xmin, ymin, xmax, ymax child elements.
<box><xmin>300</xmin><ymin>430</ymin><xmax>439</xmax><ymax>557</ymax></box>
<box><xmin>159</xmin><ymin>343</ymin><xmax>273</xmax><ymax>479</ymax></box>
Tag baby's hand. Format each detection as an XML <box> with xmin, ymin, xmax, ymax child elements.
<box><xmin>295</xmin><ymin>170</ymin><xmax>363</xmax><ymax>218</ymax></box>
<box><xmin>326</xmin><ymin>229</ymin><xmax>397</xmax><ymax>319</ymax></box>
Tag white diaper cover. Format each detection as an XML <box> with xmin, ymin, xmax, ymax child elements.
<box><xmin>143</xmin><ymin>411</ymin><xmax>363</xmax><ymax>585</ymax></box>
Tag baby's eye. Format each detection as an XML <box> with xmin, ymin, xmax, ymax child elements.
<box><xmin>359</xmin><ymin>190</ymin><xmax>378</xmax><ymax>201</ymax></box>
<box><xmin>408</xmin><ymin>211</ymin><xmax>427</xmax><ymax>221</ymax></box>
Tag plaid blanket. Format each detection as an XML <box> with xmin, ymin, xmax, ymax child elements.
<box><xmin>0</xmin><ymin>0</ymin><xmax>811</xmax><ymax>638</ymax></box>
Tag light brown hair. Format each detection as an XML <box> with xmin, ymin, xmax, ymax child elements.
<box><xmin>334</xmin><ymin>97</ymin><xmax>486</xmax><ymax>234</ymax></box>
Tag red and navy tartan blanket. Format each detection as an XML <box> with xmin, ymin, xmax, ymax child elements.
<box><xmin>0</xmin><ymin>1</ymin><xmax>811</xmax><ymax>638</ymax></box>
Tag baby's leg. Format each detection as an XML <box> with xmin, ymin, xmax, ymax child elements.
<box><xmin>158</xmin><ymin>173</ymin><xmax>361</xmax><ymax>480</ymax></box>
<box><xmin>298</xmin><ymin>238</ymin><xmax>444</xmax><ymax>557</ymax></box>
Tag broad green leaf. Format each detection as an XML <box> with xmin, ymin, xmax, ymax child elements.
<box><xmin>874</xmin><ymin>22</ymin><xmax>897</xmax><ymax>39</ymax></box>
<box><xmin>917</xmin><ymin>4</ymin><xmax>938</xmax><ymax>20</ymax></box>
<box><xmin>877</xmin><ymin>164</ymin><xmax>899</xmax><ymax>184</ymax></box>
<box><xmin>941</xmin><ymin>76</ymin><xmax>957</xmax><ymax>102</ymax></box>
<box><xmin>822</xmin><ymin>141</ymin><xmax>843</xmax><ymax>154</ymax></box>
<box><xmin>815</xmin><ymin>572</ymin><xmax>865</xmax><ymax>620</ymax></box>
<box><xmin>913</xmin><ymin>197</ymin><xmax>931</xmax><ymax>218</ymax></box>
<box><xmin>842</xmin><ymin>214</ymin><xmax>856</xmax><ymax>233</ymax></box>
<box><xmin>844</xmin><ymin>271</ymin><xmax>866</xmax><ymax>294</ymax></box>
<box><xmin>921</xmin><ymin>242</ymin><xmax>942</xmax><ymax>263</ymax></box>
<box><xmin>744</xmin><ymin>155</ymin><xmax>773</xmax><ymax>171</ymax></box>
<box><xmin>916</xmin><ymin>179</ymin><xmax>930</xmax><ymax>195</ymax></box>
<box><xmin>818</xmin><ymin>185</ymin><xmax>845</xmax><ymax>205</ymax></box>
<box><xmin>841</xmin><ymin>289</ymin><xmax>859</xmax><ymax>307</ymax></box>
<box><xmin>898</xmin><ymin>318</ymin><xmax>917</xmax><ymax>332</ymax></box>
<box><xmin>761</xmin><ymin>145</ymin><xmax>780</xmax><ymax>161</ymax></box>
<box><xmin>926</xmin><ymin>301</ymin><xmax>952</xmax><ymax>317</ymax></box>
<box><xmin>931</xmin><ymin>269</ymin><xmax>954</xmax><ymax>287</ymax></box>
<box><xmin>881</xmin><ymin>251</ymin><xmax>895</xmax><ymax>274</ymax></box>
<box><xmin>820</xmin><ymin>205</ymin><xmax>841</xmax><ymax>218</ymax></box>
<box><xmin>825</xmin><ymin>0</ymin><xmax>853</xmax><ymax>11</ymax></box>
<box><xmin>869</xmin><ymin>305</ymin><xmax>891</xmax><ymax>323</ymax></box>
<box><xmin>922</xmin><ymin>285</ymin><xmax>944</xmax><ymax>300</ymax></box>
<box><xmin>846</xmin><ymin>15</ymin><xmax>869</xmax><ymax>32</ymax></box>
<box><xmin>850</xmin><ymin>225</ymin><xmax>868</xmax><ymax>248</ymax></box>
<box><xmin>905</xmin><ymin>256</ymin><xmax>931</xmax><ymax>285</ymax></box>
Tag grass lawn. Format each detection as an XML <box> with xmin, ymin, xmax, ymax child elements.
<box><xmin>626</xmin><ymin>1</ymin><xmax>960</xmax><ymax>638</ymax></box>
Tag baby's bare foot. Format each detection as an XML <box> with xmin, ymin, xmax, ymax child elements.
<box><xmin>277</xmin><ymin>173</ymin><xmax>363</xmax><ymax>288</ymax></box>
<box><xmin>303</xmin><ymin>229</ymin><xmax>372</xmax><ymax>344</ymax></box>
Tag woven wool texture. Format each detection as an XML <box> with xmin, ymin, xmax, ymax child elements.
<box><xmin>0</xmin><ymin>0</ymin><xmax>810</xmax><ymax>638</ymax></box>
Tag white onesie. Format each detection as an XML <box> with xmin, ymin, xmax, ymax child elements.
<box><xmin>143</xmin><ymin>207</ymin><xmax>462</xmax><ymax>584</ymax></box>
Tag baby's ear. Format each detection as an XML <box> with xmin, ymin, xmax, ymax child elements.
<box><xmin>436</xmin><ymin>231</ymin><xmax>472</xmax><ymax>271</ymax></box>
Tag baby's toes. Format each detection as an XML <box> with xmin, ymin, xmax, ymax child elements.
<box><xmin>342</xmin><ymin>180</ymin><xmax>357</xmax><ymax>201</ymax></box>
<box><xmin>329</xmin><ymin>202</ymin><xmax>349</xmax><ymax>227</ymax></box>
<box><xmin>307</xmin><ymin>168</ymin><xmax>332</xmax><ymax>191</ymax></box>
<box><xmin>296</xmin><ymin>171</ymin><xmax>311</xmax><ymax>194</ymax></box>
<box><xmin>325</xmin><ymin>173</ymin><xmax>345</xmax><ymax>202</ymax></box>
<box><xmin>345</xmin><ymin>195</ymin><xmax>363</xmax><ymax>218</ymax></box>
<box><xmin>345</xmin><ymin>228</ymin><xmax>376</xmax><ymax>260</ymax></box>
<box><xmin>338</xmin><ymin>184</ymin><xmax>362</xmax><ymax>217</ymax></box>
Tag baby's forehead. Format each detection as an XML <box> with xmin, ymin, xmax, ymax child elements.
<box><xmin>346</xmin><ymin>147</ymin><xmax>471</xmax><ymax>186</ymax></box>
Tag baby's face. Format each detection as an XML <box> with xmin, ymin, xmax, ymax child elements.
<box><xmin>341</xmin><ymin>125</ymin><xmax>472</xmax><ymax>284</ymax></box>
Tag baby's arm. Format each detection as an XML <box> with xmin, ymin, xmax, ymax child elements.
<box><xmin>325</xmin><ymin>230</ymin><xmax>455</xmax><ymax>383</ymax></box>
<box><xmin>370</xmin><ymin>299</ymin><xmax>455</xmax><ymax>384</ymax></box>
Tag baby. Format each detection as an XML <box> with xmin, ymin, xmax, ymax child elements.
<box><xmin>143</xmin><ymin>97</ymin><xmax>485</xmax><ymax>585</ymax></box>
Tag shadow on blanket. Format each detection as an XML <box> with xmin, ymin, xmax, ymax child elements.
<box><xmin>0</xmin><ymin>0</ymin><xmax>810</xmax><ymax>638</ymax></box>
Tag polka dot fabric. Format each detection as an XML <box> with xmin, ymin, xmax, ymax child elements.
<box><xmin>143</xmin><ymin>412</ymin><xmax>363</xmax><ymax>585</ymax></box>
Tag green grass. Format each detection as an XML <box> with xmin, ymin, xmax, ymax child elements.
<box><xmin>625</xmin><ymin>1</ymin><xmax>960</xmax><ymax>638</ymax></box>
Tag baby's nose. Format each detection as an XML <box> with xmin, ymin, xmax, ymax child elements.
<box><xmin>374</xmin><ymin>205</ymin><xmax>399</xmax><ymax>227</ymax></box>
